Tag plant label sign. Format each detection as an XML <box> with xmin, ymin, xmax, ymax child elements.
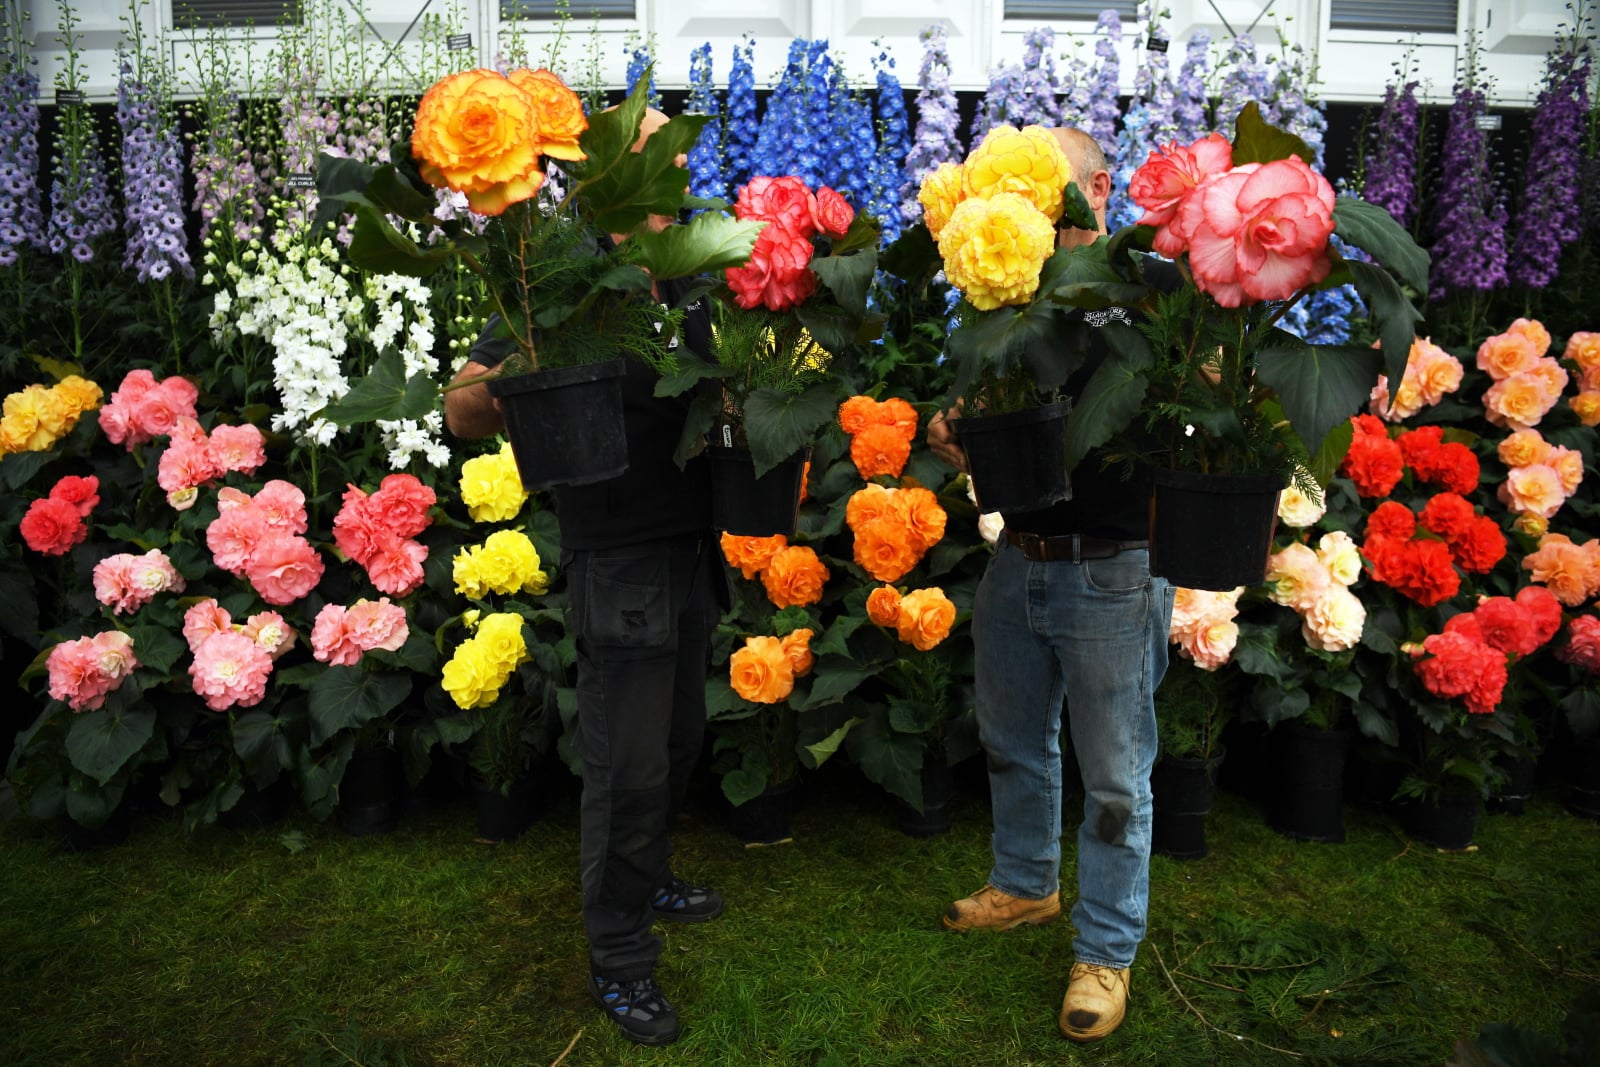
<box><xmin>1474</xmin><ymin>114</ymin><xmax>1502</xmax><ymax>131</ymax></box>
<box><xmin>285</xmin><ymin>173</ymin><xmax>317</xmax><ymax>190</ymax></box>
<box><xmin>447</xmin><ymin>34</ymin><xmax>473</xmax><ymax>51</ymax></box>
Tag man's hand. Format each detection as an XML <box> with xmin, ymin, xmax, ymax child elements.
<box><xmin>442</xmin><ymin>362</ymin><xmax>505</xmax><ymax>440</ymax></box>
<box><xmin>926</xmin><ymin>405</ymin><xmax>969</xmax><ymax>473</ymax></box>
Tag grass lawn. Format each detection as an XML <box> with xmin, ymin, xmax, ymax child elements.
<box><xmin>3</xmin><ymin>759</ymin><xmax>1597</xmax><ymax>1067</ymax></box>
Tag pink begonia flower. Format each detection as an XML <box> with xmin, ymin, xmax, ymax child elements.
<box><xmin>156</xmin><ymin>417</ymin><xmax>221</xmax><ymax>494</ymax></box>
<box><xmin>131</xmin><ymin>375</ymin><xmax>199</xmax><ymax>440</ymax></box>
<box><xmin>182</xmin><ymin>598</ymin><xmax>233</xmax><ymax>653</ymax></box>
<box><xmin>93</xmin><ymin>549</ymin><xmax>185</xmax><ymax>615</ymax></box>
<box><xmin>46</xmin><ymin>631</ymin><xmax>139</xmax><ymax>712</ymax></box>
<box><xmin>368</xmin><ymin>473</ymin><xmax>437</xmax><ymax>540</ymax></box>
<box><xmin>96</xmin><ymin>369</ymin><xmax>157</xmax><ymax>447</ymax></box>
<box><xmin>207</xmin><ymin>504</ymin><xmax>270</xmax><ymax>576</ymax></box>
<box><xmin>735</xmin><ymin>175</ymin><xmax>818</xmax><ymax>239</ymax></box>
<box><xmin>310</xmin><ymin>604</ymin><xmax>363</xmax><ymax>666</ymax></box>
<box><xmin>206</xmin><ymin>422</ymin><xmax>266</xmax><ymax>474</ymax></box>
<box><xmin>1301</xmin><ymin>585</ymin><xmax>1366</xmax><ymax>652</ymax></box>
<box><xmin>1497</xmin><ymin>465</ymin><xmax>1567</xmax><ymax>520</ymax></box>
<box><xmin>1557</xmin><ymin>615</ymin><xmax>1600</xmax><ymax>673</ymax></box>
<box><xmin>252</xmin><ymin>480</ymin><xmax>309</xmax><ymax>534</ymax></box>
<box><xmin>241</xmin><ymin>611</ymin><xmax>295</xmax><ymax>659</ymax></box>
<box><xmin>243</xmin><ymin>531</ymin><xmax>325</xmax><ymax>606</ymax></box>
<box><xmin>811</xmin><ymin>185</ymin><xmax>856</xmax><ymax>238</ymax></box>
<box><xmin>346</xmin><ymin>598</ymin><xmax>409</xmax><ymax>653</ymax></box>
<box><xmin>1129</xmin><ymin>132</ymin><xmax>1234</xmax><ymax>257</ymax></box>
<box><xmin>365</xmin><ymin>537</ymin><xmax>429</xmax><ymax>597</ymax></box>
<box><xmin>1169</xmin><ymin>586</ymin><xmax>1242</xmax><ymax>644</ymax></box>
<box><xmin>189</xmin><ymin>630</ymin><xmax>273</xmax><ymax>711</ymax></box>
<box><xmin>1184</xmin><ymin>157</ymin><xmax>1335</xmax><ymax>307</ymax></box>
<box><xmin>1182</xmin><ymin>617</ymin><xmax>1240</xmax><ymax>671</ymax></box>
<box><xmin>1264</xmin><ymin>543</ymin><xmax>1331</xmax><ymax>614</ymax></box>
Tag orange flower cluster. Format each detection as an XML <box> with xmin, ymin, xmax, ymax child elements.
<box><xmin>846</xmin><ymin>483</ymin><xmax>947</xmax><ymax>584</ymax></box>
<box><xmin>1522</xmin><ymin>533</ymin><xmax>1600</xmax><ymax>608</ymax></box>
<box><xmin>837</xmin><ymin>395</ymin><xmax>919</xmax><ymax>480</ymax></box>
<box><xmin>1477</xmin><ymin>318</ymin><xmax>1570</xmax><ymax>430</ymax></box>
<box><xmin>719</xmin><ymin>533</ymin><xmax>829</xmax><ymax>608</ymax></box>
<box><xmin>729</xmin><ymin>629</ymin><xmax>815</xmax><ymax>704</ymax></box>
<box><xmin>865</xmin><ymin>585</ymin><xmax>957</xmax><ymax>651</ymax></box>
<box><xmin>1565</xmin><ymin>332</ymin><xmax>1600</xmax><ymax>427</ymax></box>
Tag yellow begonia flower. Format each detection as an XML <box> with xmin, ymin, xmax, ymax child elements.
<box><xmin>938</xmin><ymin>193</ymin><xmax>1057</xmax><ymax>311</ymax></box>
<box><xmin>442</xmin><ymin>639</ymin><xmax>501</xmax><ymax>709</ymax></box>
<box><xmin>461</xmin><ymin>608</ymin><xmax>482</xmax><ymax>630</ymax></box>
<box><xmin>479</xmin><ymin>529</ymin><xmax>542</xmax><ymax>594</ymax></box>
<box><xmin>524</xmin><ymin>569</ymin><xmax>551</xmax><ymax>596</ymax></box>
<box><xmin>53</xmin><ymin>375</ymin><xmax>103</xmax><ymax>418</ymax></box>
<box><xmin>962</xmin><ymin>124</ymin><xmax>1073</xmax><ymax>224</ymax></box>
<box><xmin>459</xmin><ymin>442</ymin><xmax>528</xmax><ymax>523</ymax></box>
<box><xmin>453</xmin><ymin>546</ymin><xmax>487</xmax><ymax>599</ymax></box>
<box><xmin>917</xmin><ymin>161</ymin><xmax>967</xmax><ymax>242</ymax></box>
<box><xmin>474</xmin><ymin>611</ymin><xmax>529</xmax><ymax>671</ymax></box>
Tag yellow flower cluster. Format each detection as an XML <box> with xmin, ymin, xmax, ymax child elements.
<box><xmin>917</xmin><ymin>124</ymin><xmax>1071</xmax><ymax>311</ymax></box>
<box><xmin>459</xmin><ymin>442</ymin><xmax>528</xmax><ymax>523</ymax></box>
<box><xmin>453</xmin><ymin>529</ymin><xmax>549</xmax><ymax>599</ymax></box>
<box><xmin>441</xmin><ymin>612</ymin><xmax>529</xmax><ymax>709</ymax></box>
<box><xmin>0</xmin><ymin>376</ymin><xmax>102</xmax><ymax>455</ymax></box>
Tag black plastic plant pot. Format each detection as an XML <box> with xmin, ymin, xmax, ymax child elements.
<box><xmin>1398</xmin><ymin>789</ymin><xmax>1481</xmax><ymax>851</ymax></box>
<box><xmin>1267</xmin><ymin>723</ymin><xmax>1351</xmax><ymax>843</ymax></box>
<box><xmin>1149</xmin><ymin>468</ymin><xmax>1284</xmax><ymax>591</ymax></box>
<box><xmin>471</xmin><ymin>773</ymin><xmax>544</xmax><ymax>843</ymax></box>
<box><xmin>486</xmin><ymin>357</ymin><xmax>629</xmax><ymax>491</ymax></box>
<box><xmin>728</xmin><ymin>776</ymin><xmax>798</xmax><ymax>845</ymax></box>
<box><xmin>339</xmin><ymin>745</ymin><xmax>403</xmax><ymax>837</ymax></box>
<box><xmin>1151</xmin><ymin>752</ymin><xmax>1220</xmax><ymax>860</ymax></box>
<box><xmin>951</xmin><ymin>399</ymin><xmax>1073</xmax><ymax>515</ymax></box>
<box><xmin>708</xmin><ymin>445</ymin><xmax>810</xmax><ymax>538</ymax></box>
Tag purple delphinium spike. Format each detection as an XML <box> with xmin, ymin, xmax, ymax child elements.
<box><xmin>686</xmin><ymin>43</ymin><xmax>726</xmax><ymax>202</ymax></box>
<box><xmin>1086</xmin><ymin>11</ymin><xmax>1122</xmax><ymax>156</ymax></box>
<box><xmin>1060</xmin><ymin>49</ymin><xmax>1092</xmax><ymax>130</ymax></box>
<box><xmin>871</xmin><ymin>49</ymin><xmax>911</xmax><ymax>243</ymax></box>
<box><xmin>1429</xmin><ymin>35</ymin><xmax>1508</xmax><ymax>299</ymax></box>
<box><xmin>116</xmin><ymin>58</ymin><xmax>192</xmax><ymax>282</ymax></box>
<box><xmin>752</xmin><ymin>39</ymin><xmax>809</xmax><ymax>182</ymax></box>
<box><xmin>1214</xmin><ymin>34</ymin><xmax>1272</xmax><ymax>134</ymax></box>
<box><xmin>724</xmin><ymin>36</ymin><xmax>758</xmax><ymax>195</ymax></box>
<box><xmin>905</xmin><ymin>24</ymin><xmax>963</xmax><ymax>223</ymax></box>
<box><xmin>46</xmin><ymin>104</ymin><xmax>115</xmax><ymax>264</ymax></box>
<box><xmin>0</xmin><ymin>37</ymin><xmax>43</xmax><ymax>266</ymax></box>
<box><xmin>1173</xmin><ymin>32</ymin><xmax>1211</xmax><ymax>143</ymax></box>
<box><xmin>1018</xmin><ymin>27</ymin><xmax>1062</xmax><ymax>128</ymax></box>
<box><xmin>1510</xmin><ymin>24</ymin><xmax>1591</xmax><ymax>288</ymax></box>
<box><xmin>276</xmin><ymin>49</ymin><xmax>332</xmax><ymax>219</ymax></box>
<box><xmin>1270</xmin><ymin>43</ymin><xmax>1326</xmax><ymax>167</ymax></box>
<box><xmin>1362</xmin><ymin>68</ymin><xmax>1421</xmax><ymax>229</ymax></box>
<box><xmin>972</xmin><ymin>63</ymin><xmax>1024</xmax><ymax>142</ymax></box>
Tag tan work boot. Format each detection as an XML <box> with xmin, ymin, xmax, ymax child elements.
<box><xmin>1059</xmin><ymin>962</ymin><xmax>1130</xmax><ymax>1042</ymax></box>
<box><xmin>942</xmin><ymin>885</ymin><xmax>1061</xmax><ymax>932</ymax></box>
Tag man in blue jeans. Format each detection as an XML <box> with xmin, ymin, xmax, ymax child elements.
<box><xmin>443</xmin><ymin>109</ymin><xmax>723</xmax><ymax>1048</ymax></box>
<box><xmin>926</xmin><ymin>126</ymin><xmax>1176</xmax><ymax>1043</ymax></box>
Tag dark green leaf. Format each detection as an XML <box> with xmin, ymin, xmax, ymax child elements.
<box><xmin>65</xmin><ymin>707</ymin><xmax>156</xmax><ymax>786</ymax></box>
<box><xmin>845</xmin><ymin>710</ymin><xmax>924</xmax><ymax>808</ymax></box>
<box><xmin>233</xmin><ymin>709</ymin><xmax>295</xmax><ymax>785</ymax></box>
<box><xmin>308</xmin><ymin>667</ymin><xmax>412</xmax><ymax>746</ymax></box>
<box><xmin>1061</xmin><ymin>322</ymin><xmax>1155</xmax><ymax>472</ymax></box>
<box><xmin>1308</xmin><ymin>420</ymin><xmax>1355</xmax><ymax>502</ymax></box>
<box><xmin>743</xmin><ymin>384</ymin><xmax>841</xmax><ymax>475</ymax></box>
<box><xmin>126</xmin><ymin>625</ymin><xmax>187</xmax><ymax>675</ymax></box>
<box><xmin>316</xmin><ymin>347</ymin><xmax>440</xmax><ymax>426</ymax></box>
<box><xmin>1060</xmin><ymin>180</ymin><xmax>1096</xmax><ymax>232</ymax></box>
<box><xmin>346</xmin><ymin>203</ymin><xmax>458</xmax><ymax>277</ymax></box>
<box><xmin>0</xmin><ymin>555</ymin><xmax>38</xmax><ymax>642</ymax></box>
<box><xmin>803</xmin><ymin>716</ymin><xmax>865</xmax><ymax>768</ymax></box>
<box><xmin>0</xmin><ymin>449</ymin><xmax>53</xmax><ymax>491</ymax></box>
<box><xmin>721</xmin><ymin>749</ymin><xmax>770</xmax><ymax>807</ymax></box>
<box><xmin>1256</xmin><ymin>343</ymin><xmax>1384</xmax><ymax>459</ymax></box>
<box><xmin>811</xmin><ymin>246</ymin><xmax>879</xmax><ymax>319</ymax></box>
<box><xmin>1231</xmin><ymin>101</ymin><xmax>1315</xmax><ymax>165</ymax></box>
<box><xmin>630</xmin><ymin>213</ymin><xmax>766</xmax><ymax>279</ymax></box>
<box><xmin>569</xmin><ymin>80</ymin><xmax>706</xmax><ymax>234</ymax></box>
<box><xmin>1347</xmin><ymin>260</ymin><xmax>1425</xmax><ymax>394</ymax></box>
<box><xmin>1333</xmin><ymin>197</ymin><xmax>1430</xmax><ymax>295</ymax></box>
<box><xmin>1042</xmin><ymin>241</ymin><xmax>1151</xmax><ymax>309</ymax></box>
<box><xmin>657</xmin><ymin>351</ymin><xmax>726</xmax><ymax>398</ymax></box>
<box><xmin>792</xmin><ymin>658</ymin><xmax>882</xmax><ymax>711</ymax></box>
<box><xmin>878</xmin><ymin>222</ymin><xmax>941</xmax><ymax>285</ymax></box>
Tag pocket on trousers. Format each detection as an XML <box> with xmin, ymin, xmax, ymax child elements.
<box><xmin>582</xmin><ymin>555</ymin><xmax>671</xmax><ymax>650</ymax></box>
<box><xmin>1082</xmin><ymin>552</ymin><xmax>1148</xmax><ymax>594</ymax></box>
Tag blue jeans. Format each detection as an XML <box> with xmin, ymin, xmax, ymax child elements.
<box><xmin>973</xmin><ymin>538</ymin><xmax>1174</xmax><ymax>969</ymax></box>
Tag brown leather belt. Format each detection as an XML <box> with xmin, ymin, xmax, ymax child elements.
<box><xmin>1004</xmin><ymin>528</ymin><xmax>1149</xmax><ymax>562</ymax></box>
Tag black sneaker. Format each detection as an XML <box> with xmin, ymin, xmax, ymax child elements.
<box><xmin>589</xmin><ymin>972</ymin><xmax>681</xmax><ymax>1046</ymax></box>
<box><xmin>651</xmin><ymin>876</ymin><xmax>726</xmax><ymax>923</ymax></box>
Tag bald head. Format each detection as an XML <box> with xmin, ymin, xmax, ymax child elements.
<box><xmin>1048</xmin><ymin>126</ymin><xmax>1112</xmax><ymax>247</ymax></box>
<box><xmin>633</xmin><ymin>106</ymin><xmax>671</xmax><ymax>153</ymax></box>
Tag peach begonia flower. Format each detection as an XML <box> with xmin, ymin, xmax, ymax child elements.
<box><xmin>1497</xmin><ymin>465</ymin><xmax>1567</xmax><ymax>520</ymax></box>
<box><xmin>1482</xmin><ymin>359</ymin><xmax>1569</xmax><ymax>428</ymax></box>
<box><xmin>1497</xmin><ymin>427</ymin><xmax>1554</xmax><ymax>469</ymax></box>
<box><xmin>1301</xmin><ymin>585</ymin><xmax>1366</xmax><ymax>652</ymax></box>
<box><xmin>1316</xmin><ymin>531</ymin><xmax>1363</xmax><ymax>588</ymax></box>
<box><xmin>1181</xmin><ymin>616</ymin><xmax>1240</xmax><ymax>671</ymax></box>
<box><xmin>1570</xmin><ymin>390</ymin><xmax>1600</xmax><ymax>428</ymax></box>
<box><xmin>1523</xmin><ymin>534</ymin><xmax>1600</xmax><ymax>608</ymax></box>
<box><xmin>866</xmin><ymin>585</ymin><xmax>903</xmax><ymax>627</ymax></box>
<box><xmin>1476</xmin><ymin>327</ymin><xmax>1541</xmax><ymax>380</ymax></box>
<box><xmin>896</xmin><ymin>587</ymin><xmax>957</xmax><ymax>651</ymax></box>
<box><xmin>761</xmin><ymin>545</ymin><xmax>830</xmax><ymax>609</ymax></box>
<box><xmin>1564</xmin><ymin>331</ymin><xmax>1600</xmax><ymax>382</ymax></box>
<box><xmin>1506</xmin><ymin>317</ymin><xmax>1552</xmax><ymax>358</ymax></box>
<box><xmin>729</xmin><ymin>635</ymin><xmax>795</xmax><ymax>704</ymax></box>
<box><xmin>1265</xmin><ymin>542</ymin><xmax>1331</xmax><ymax>614</ymax></box>
<box><xmin>720</xmin><ymin>532</ymin><xmax>788</xmax><ymax>581</ymax></box>
<box><xmin>1277</xmin><ymin>481</ymin><xmax>1326</xmax><ymax>527</ymax></box>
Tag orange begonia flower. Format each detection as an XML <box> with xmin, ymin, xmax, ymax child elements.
<box><xmin>721</xmin><ymin>532</ymin><xmax>788</xmax><ymax>580</ymax></box>
<box><xmin>761</xmin><ymin>545</ymin><xmax>830</xmax><ymax>608</ymax></box>
<box><xmin>897</xmin><ymin>587</ymin><xmax>957</xmax><ymax>651</ymax></box>
<box><xmin>850</xmin><ymin>423</ymin><xmax>913</xmax><ymax>480</ymax></box>
<box><xmin>729</xmin><ymin>635</ymin><xmax>794</xmax><ymax>704</ymax></box>
<box><xmin>866</xmin><ymin>585</ymin><xmax>903</xmax><ymax>627</ymax></box>
<box><xmin>780</xmin><ymin>628</ymin><xmax>815</xmax><ymax>677</ymax></box>
<box><xmin>838</xmin><ymin>395</ymin><xmax>880</xmax><ymax>436</ymax></box>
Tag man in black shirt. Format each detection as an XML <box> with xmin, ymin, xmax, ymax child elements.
<box><xmin>444</xmin><ymin>109</ymin><xmax>722</xmax><ymax>1048</ymax></box>
<box><xmin>927</xmin><ymin>127</ymin><xmax>1176</xmax><ymax>1044</ymax></box>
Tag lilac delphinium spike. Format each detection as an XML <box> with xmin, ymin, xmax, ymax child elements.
<box><xmin>46</xmin><ymin>104</ymin><xmax>115</xmax><ymax>264</ymax></box>
<box><xmin>871</xmin><ymin>50</ymin><xmax>911</xmax><ymax>242</ymax></box>
<box><xmin>905</xmin><ymin>24</ymin><xmax>963</xmax><ymax>223</ymax></box>
<box><xmin>1510</xmin><ymin>28</ymin><xmax>1591</xmax><ymax>288</ymax></box>
<box><xmin>1060</xmin><ymin>49</ymin><xmax>1092</xmax><ymax>130</ymax></box>
<box><xmin>1429</xmin><ymin>37</ymin><xmax>1508</xmax><ymax>300</ymax></box>
<box><xmin>1138</xmin><ymin>3</ymin><xmax>1180</xmax><ymax>145</ymax></box>
<box><xmin>1018</xmin><ymin>27</ymin><xmax>1062</xmax><ymax>127</ymax></box>
<box><xmin>191</xmin><ymin>92</ymin><xmax>265</xmax><ymax>247</ymax></box>
<box><xmin>0</xmin><ymin>36</ymin><xmax>43</xmax><ymax>266</ymax></box>
<box><xmin>1362</xmin><ymin>72</ymin><xmax>1421</xmax><ymax>228</ymax></box>
<box><xmin>1086</xmin><ymin>11</ymin><xmax>1123</xmax><ymax>156</ymax></box>
<box><xmin>686</xmin><ymin>43</ymin><xmax>726</xmax><ymax>202</ymax></box>
<box><xmin>1173</xmin><ymin>31</ymin><xmax>1211</xmax><ymax>142</ymax></box>
<box><xmin>337</xmin><ymin>97</ymin><xmax>390</xmax><ymax>166</ymax></box>
<box><xmin>116</xmin><ymin>59</ymin><xmax>192</xmax><ymax>282</ymax></box>
<box><xmin>1214</xmin><ymin>34</ymin><xmax>1272</xmax><ymax>134</ymax></box>
<box><xmin>724</xmin><ymin>37</ymin><xmax>758</xmax><ymax>194</ymax></box>
<box><xmin>1269</xmin><ymin>42</ymin><xmax>1326</xmax><ymax>166</ymax></box>
<box><xmin>972</xmin><ymin>63</ymin><xmax>1024</xmax><ymax>141</ymax></box>
<box><xmin>276</xmin><ymin>49</ymin><xmax>332</xmax><ymax>221</ymax></box>
<box><xmin>752</xmin><ymin>39</ymin><xmax>809</xmax><ymax>181</ymax></box>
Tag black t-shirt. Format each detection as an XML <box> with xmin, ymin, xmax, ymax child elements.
<box><xmin>1005</xmin><ymin>255</ymin><xmax>1182</xmax><ymax>541</ymax></box>
<box><xmin>467</xmin><ymin>274</ymin><xmax>716</xmax><ymax>551</ymax></box>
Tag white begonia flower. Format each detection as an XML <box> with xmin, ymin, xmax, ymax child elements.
<box><xmin>1277</xmin><ymin>480</ymin><xmax>1327</xmax><ymax>528</ymax></box>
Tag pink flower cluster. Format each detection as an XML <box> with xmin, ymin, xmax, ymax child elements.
<box><xmin>20</xmin><ymin>474</ymin><xmax>100</xmax><ymax>556</ymax></box>
<box><xmin>97</xmin><ymin>369</ymin><xmax>199</xmax><ymax>450</ymax></box>
<box><xmin>1522</xmin><ymin>532</ymin><xmax>1600</xmax><ymax>608</ymax></box>
<box><xmin>1564</xmin><ymin>332</ymin><xmax>1600</xmax><ymax>427</ymax></box>
<box><xmin>1477</xmin><ymin>318</ymin><xmax>1569</xmax><ymax>429</ymax></box>
<box><xmin>156</xmin><ymin>416</ymin><xmax>267</xmax><ymax>509</ymax></box>
<box><xmin>332</xmin><ymin>474</ymin><xmax>436</xmax><ymax>597</ymax></box>
<box><xmin>92</xmin><ymin>549</ymin><xmax>185</xmax><ymax>615</ymax></box>
<box><xmin>310</xmin><ymin>598</ymin><xmax>410</xmax><ymax>666</ymax></box>
<box><xmin>182</xmin><ymin>599</ymin><xmax>293</xmax><ymax>712</ymax></box>
<box><xmin>1265</xmin><ymin>532</ymin><xmax>1368</xmax><ymax>652</ymax></box>
<box><xmin>725</xmin><ymin>176</ymin><xmax>854</xmax><ymax>312</ymax></box>
<box><xmin>45</xmin><ymin>630</ymin><xmax>138</xmax><ymax>712</ymax></box>
<box><xmin>1409</xmin><ymin>587</ymin><xmax>1563</xmax><ymax>714</ymax></box>
<box><xmin>1496</xmin><ymin>426</ymin><xmax>1584</xmax><ymax>520</ymax></box>
<box><xmin>1556</xmin><ymin>614</ymin><xmax>1600</xmax><ymax>673</ymax></box>
<box><xmin>1368</xmin><ymin>337</ymin><xmax>1464</xmax><ymax>422</ymax></box>
<box><xmin>1168</xmin><ymin>585</ymin><xmax>1244</xmax><ymax>670</ymax></box>
<box><xmin>206</xmin><ymin>481</ymin><xmax>325</xmax><ymax>606</ymax></box>
<box><xmin>1129</xmin><ymin>132</ymin><xmax>1336</xmax><ymax>308</ymax></box>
